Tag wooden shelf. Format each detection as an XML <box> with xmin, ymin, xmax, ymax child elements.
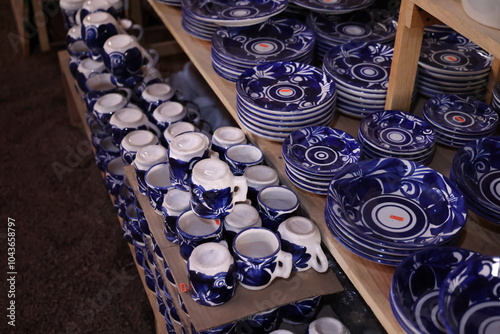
<box><xmin>146</xmin><ymin>2</ymin><xmax>500</xmax><ymax>333</ymax></box>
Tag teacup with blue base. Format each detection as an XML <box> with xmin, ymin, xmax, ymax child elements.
<box><xmin>257</xmin><ymin>185</ymin><xmax>300</xmax><ymax>232</ymax></box>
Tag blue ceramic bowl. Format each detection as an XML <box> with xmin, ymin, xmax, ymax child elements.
<box><xmin>326</xmin><ymin>158</ymin><xmax>467</xmax><ymax>249</ymax></box>
<box><xmin>439</xmin><ymin>255</ymin><xmax>500</xmax><ymax>334</ymax></box>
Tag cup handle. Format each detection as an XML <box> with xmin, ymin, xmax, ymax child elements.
<box><xmin>310</xmin><ymin>244</ymin><xmax>329</xmax><ymax>273</ymax></box>
<box><xmin>272</xmin><ymin>250</ymin><xmax>293</xmax><ymax>280</ymax></box>
<box><xmin>232</xmin><ymin>176</ymin><xmax>248</xmax><ymax>204</ymax></box>
<box><xmin>146</xmin><ymin>120</ymin><xmax>162</xmax><ymax>138</ymax></box>
<box><xmin>117</xmin><ymin>87</ymin><xmax>132</xmax><ymax>101</ymax></box>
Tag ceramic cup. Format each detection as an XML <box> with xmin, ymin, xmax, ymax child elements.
<box><xmin>93</xmin><ymin>92</ymin><xmax>129</xmax><ymax>129</ymax></box>
<box><xmin>187</xmin><ymin>242</ymin><xmax>237</xmax><ymax>306</ymax></box>
<box><xmin>145</xmin><ymin>162</ymin><xmax>175</xmax><ymax>215</ymax></box>
<box><xmin>257</xmin><ymin>186</ymin><xmax>300</xmax><ymax>232</ymax></box>
<box><xmin>152</xmin><ymin>101</ymin><xmax>189</xmax><ymax>133</ymax></box>
<box><xmin>60</xmin><ymin>0</ymin><xmax>85</xmax><ymax>29</ymax></box>
<box><xmin>133</xmin><ymin>144</ymin><xmax>168</xmax><ymax>195</ymax></box>
<box><xmin>211</xmin><ymin>126</ymin><xmax>247</xmax><ymax>161</ymax></box>
<box><xmin>75</xmin><ymin>57</ymin><xmax>107</xmax><ymax>93</ymax></box>
<box><xmin>270</xmin><ymin>330</ymin><xmax>295</xmax><ymax>334</ymax></box>
<box><xmin>223</xmin><ymin>203</ymin><xmax>262</xmax><ymax>252</ymax></box>
<box><xmin>109</xmin><ymin>107</ymin><xmax>161</xmax><ymax>146</ymax></box>
<box><xmin>132</xmin><ymin>66</ymin><xmax>163</xmax><ymax>102</ymax></box>
<box><xmin>243</xmin><ymin>165</ymin><xmax>279</xmax><ymax>208</ymax></box>
<box><xmin>77</xmin><ymin>0</ymin><xmax>116</xmax><ymax>26</ymax></box>
<box><xmin>232</xmin><ymin>227</ymin><xmax>293</xmax><ymax>290</ymax></box>
<box><xmin>281</xmin><ymin>295</ymin><xmax>322</xmax><ymax>325</ymax></box>
<box><xmin>168</xmin><ymin>131</ymin><xmax>211</xmax><ymax>191</ymax></box>
<box><xmin>94</xmin><ymin>135</ymin><xmax>120</xmax><ymax>171</ymax></box>
<box><xmin>162</xmin><ymin>121</ymin><xmax>197</xmax><ymax>146</ymax></box>
<box><xmin>176</xmin><ymin>210</ymin><xmax>225</xmax><ymax>261</ymax></box>
<box><xmin>190</xmin><ymin>158</ymin><xmax>248</xmax><ymax>219</ymax></box>
<box><xmin>277</xmin><ymin>216</ymin><xmax>329</xmax><ymax>273</ymax></box>
<box><xmin>104</xmin><ymin>156</ymin><xmax>126</xmax><ymax>196</ymax></box>
<box><xmin>245</xmin><ymin>307</ymin><xmax>282</xmax><ymax>333</ymax></box>
<box><xmin>161</xmin><ymin>188</ymin><xmax>191</xmax><ymax>244</ymax></box>
<box><xmin>224</xmin><ymin>144</ymin><xmax>264</xmax><ymax>176</ymax></box>
<box><xmin>102</xmin><ymin>34</ymin><xmax>158</xmax><ymax>87</ymax></box>
<box><xmin>120</xmin><ymin>129</ymin><xmax>159</xmax><ymax>165</ymax></box>
<box><xmin>81</xmin><ymin>11</ymin><xmax>125</xmax><ymax>60</ymax></box>
<box><xmin>307</xmin><ymin>317</ymin><xmax>351</xmax><ymax>334</ymax></box>
<box><xmin>83</xmin><ymin>72</ymin><xmax>132</xmax><ymax>110</ymax></box>
<box><xmin>140</xmin><ymin>83</ymin><xmax>176</xmax><ymax>115</ymax></box>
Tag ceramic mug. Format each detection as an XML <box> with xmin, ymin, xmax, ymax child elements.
<box><xmin>109</xmin><ymin>107</ymin><xmax>161</xmax><ymax>146</ymax></box>
<box><xmin>187</xmin><ymin>242</ymin><xmax>237</xmax><ymax>306</ymax></box>
<box><xmin>243</xmin><ymin>165</ymin><xmax>279</xmax><ymax>207</ymax></box>
<box><xmin>93</xmin><ymin>92</ymin><xmax>129</xmax><ymax>129</ymax></box>
<box><xmin>81</xmin><ymin>11</ymin><xmax>125</xmax><ymax>60</ymax></box>
<box><xmin>224</xmin><ymin>144</ymin><xmax>264</xmax><ymax>176</ymax></box>
<box><xmin>168</xmin><ymin>131</ymin><xmax>211</xmax><ymax>191</ymax></box>
<box><xmin>145</xmin><ymin>162</ymin><xmax>175</xmax><ymax>215</ymax></box>
<box><xmin>120</xmin><ymin>129</ymin><xmax>159</xmax><ymax>165</ymax></box>
<box><xmin>60</xmin><ymin>0</ymin><xmax>85</xmax><ymax>29</ymax></box>
<box><xmin>77</xmin><ymin>0</ymin><xmax>116</xmax><ymax>25</ymax></box>
<box><xmin>211</xmin><ymin>126</ymin><xmax>247</xmax><ymax>161</ymax></box>
<box><xmin>223</xmin><ymin>203</ymin><xmax>262</xmax><ymax>252</ymax></box>
<box><xmin>307</xmin><ymin>317</ymin><xmax>351</xmax><ymax>334</ymax></box>
<box><xmin>277</xmin><ymin>216</ymin><xmax>329</xmax><ymax>273</ymax></box>
<box><xmin>162</xmin><ymin>121</ymin><xmax>197</xmax><ymax>146</ymax></box>
<box><xmin>83</xmin><ymin>72</ymin><xmax>132</xmax><ymax>110</ymax></box>
<box><xmin>140</xmin><ymin>83</ymin><xmax>176</xmax><ymax>115</ymax></box>
<box><xmin>104</xmin><ymin>156</ymin><xmax>126</xmax><ymax>196</ymax></box>
<box><xmin>257</xmin><ymin>186</ymin><xmax>300</xmax><ymax>232</ymax></box>
<box><xmin>190</xmin><ymin>158</ymin><xmax>248</xmax><ymax>219</ymax></box>
<box><xmin>94</xmin><ymin>135</ymin><xmax>120</xmax><ymax>171</ymax></box>
<box><xmin>102</xmin><ymin>34</ymin><xmax>158</xmax><ymax>87</ymax></box>
<box><xmin>161</xmin><ymin>188</ymin><xmax>191</xmax><ymax>244</ymax></box>
<box><xmin>75</xmin><ymin>57</ymin><xmax>107</xmax><ymax>93</ymax></box>
<box><xmin>281</xmin><ymin>295</ymin><xmax>322</xmax><ymax>325</ymax></box>
<box><xmin>133</xmin><ymin>144</ymin><xmax>168</xmax><ymax>195</ymax></box>
<box><xmin>232</xmin><ymin>227</ymin><xmax>293</xmax><ymax>290</ymax></box>
<box><xmin>151</xmin><ymin>101</ymin><xmax>189</xmax><ymax>133</ymax></box>
<box><xmin>245</xmin><ymin>307</ymin><xmax>282</xmax><ymax>333</ymax></box>
<box><xmin>176</xmin><ymin>210</ymin><xmax>225</xmax><ymax>261</ymax></box>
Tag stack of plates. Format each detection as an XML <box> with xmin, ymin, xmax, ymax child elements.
<box><xmin>423</xmin><ymin>94</ymin><xmax>499</xmax><ymax>148</ymax></box>
<box><xmin>358</xmin><ymin>110</ymin><xmax>436</xmax><ymax>164</ymax></box>
<box><xmin>307</xmin><ymin>9</ymin><xmax>397</xmax><ymax>62</ymax></box>
<box><xmin>182</xmin><ymin>0</ymin><xmax>288</xmax><ymax>27</ymax></box>
<box><xmin>325</xmin><ymin>158</ymin><xmax>468</xmax><ymax>266</ymax></box>
<box><xmin>181</xmin><ymin>8</ymin><xmax>218</xmax><ymax>41</ymax></box>
<box><xmin>417</xmin><ymin>36</ymin><xmax>493</xmax><ymax>98</ymax></box>
<box><xmin>450</xmin><ymin>136</ymin><xmax>500</xmax><ymax>224</ymax></box>
<box><xmin>282</xmin><ymin>126</ymin><xmax>361</xmax><ymax>194</ymax></box>
<box><xmin>236</xmin><ymin>61</ymin><xmax>337</xmax><ymax>142</ymax></box>
<box><xmin>492</xmin><ymin>83</ymin><xmax>500</xmax><ymax>113</ymax></box>
<box><xmin>155</xmin><ymin>0</ymin><xmax>181</xmax><ymax>6</ymax></box>
<box><xmin>322</xmin><ymin>41</ymin><xmax>394</xmax><ymax>118</ymax></box>
<box><xmin>211</xmin><ymin>16</ymin><xmax>316</xmax><ymax>82</ymax></box>
<box><xmin>291</xmin><ymin>0</ymin><xmax>376</xmax><ymax>14</ymax></box>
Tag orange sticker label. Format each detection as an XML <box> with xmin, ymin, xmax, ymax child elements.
<box><xmin>390</xmin><ymin>215</ymin><xmax>404</xmax><ymax>222</ymax></box>
<box><xmin>215</xmin><ymin>219</ymin><xmax>220</xmax><ymax>226</ymax></box>
<box><xmin>179</xmin><ymin>283</ymin><xmax>188</xmax><ymax>293</ymax></box>
<box><xmin>280</xmin><ymin>89</ymin><xmax>292</xmax><ymax>93</ymax></box>
<box><xmin>453</xmin><ymin>116</ymin><xmax>466</xmax><ymax>123</ymax></box>
<box><xmin>258</xmin><ymin>43</ymin><xmax>269</xmax><ymax>48</ymax></box>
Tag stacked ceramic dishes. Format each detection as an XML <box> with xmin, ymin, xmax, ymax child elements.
<box><xmin>423</xmin><ymin>94</ymin><xmax>499</xmax><ymax>148</ymax></box>
<box><xmin>211</xmin><ymin>16</ymin><xmax>316</xmax><ymax>82</ymax></box>
<box><xmin>450</xmin><ymin>136</ymin><xmax>500</xmax><ymax>224</ymax></box>
<box><xmin>291</xmin><ymin>0</ymin><xmax>376</xmax><ymax>14</ymax></box>
<box><xmin>324</xmin><ymin>158</ymin><xmax>468</xmax><ymax>266</ymax></box>
<box><xmin>390</xmin><ymin>247</ymin><xmax>482</xmax><ymax>333</ymax></box>
<box><xmin>492</xmin><ymin>82</ymin><xmax>500</xmax><ymax>113</ymax></box>
<box><xmin>417</xmin><ymin>34</ymin><xmax>493</xmax><ymax>98</ymax></box>
<box><xmin>322</xmin><ymin>41</ymin><xmax>394</xmax><ymax>118</ymax></box>
<box><xmin>282</xmin><ymin>126</ymin><xmax>361</xmax><ymax>194</ymax></box>
<box><xmin>181</xmin><ymin>7</ymin><xmax>218</xmax><ymax>41</ymax></box>
<box><xmin>182</xmin><ymin>0</ymin><xmax>288</xmax><ymax>27</ymax></box>
<box><xmin>156</xmin><ymin>0</ymin><xmax>181</xmax><ymax>6</ymax></box>
<box><xmin>358</xmin><ymin>110</ymin><xmax>436</xmax><ymax>164</ymax></box>
<box><xmin>306</xmin><ymin>8</ymin><xmax>398</xmax><ymax>62</ymax></box>
<box><xmin>236</xmin><ymin>61</ymin><xmax>337</xmax><ymax>142</ymax></box>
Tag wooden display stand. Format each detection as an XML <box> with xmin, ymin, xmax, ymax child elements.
<box><xmin>146</xmin><ymin>1</ymin><xmax>500</xmax><ymax>333</ymax></box>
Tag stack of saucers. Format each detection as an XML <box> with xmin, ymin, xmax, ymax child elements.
<box><xmin>417</xmin><ymin>35</ymin><xmax>493</xmax><ymax>98</ymax></box>
<box><xmin>282</xmin><ymin>126</ymin><xmax>361</xmax><ymax>194</ymax></box>
<box><xmin>236</xmin><ymin>61</ymin><xmax>337</xmax><ymax>142</ymax></box>
<box><xmin>423</xmin><ymin>94</ymin><xmax>499</xmax><ymax>148</ymax></box>
<box><xmin>211</xmin><ymin>16</ymin><xmax>316</xmax><ymax>82</ymax></box>
<box><xmin>325</xmin><ymin>158</ymin><xmax>468</xmax><ymax>266</ymax></box>
<box><xmin>306</xmin><ymin>9</ymin><xmax>397</xmax><ymax>62</ymax></box>
<box><xmin>358</xmin><ymin>110</ymin><xmax>436</xmax><ymax>163</ymax></box>
<box><xmin>323</xmin><ymin>41</ymin><xmax>394</xmax><ymax>118</ymax></box>
<box><xmin>291</xmin><ymin>0</ymin><xmax>376</xmax><ymax>14</ymax></box>
<box><xmin>181</xmin><ymin>8</ymin><xmax>218</xmax><ymax>41</ymax></box>
<box><xmin>450</xmin><ymin>136</ymin><xmax>500</xmax><ymax>224</ymax></box>
<box><xmin>492</xmin><ymin>82</ymin><xmax>500</xmax><ymax>113</ymax></box>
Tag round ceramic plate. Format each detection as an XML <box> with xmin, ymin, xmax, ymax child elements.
<box><xmin>323</xmin><ymin>41</ymin><xmax>394</xmax><ymax>92</ymax></box>
<box><xmin>391</xmin><ymin>247</ymin><xmax>481</xmax><ymax>334</ymax></box>
<box><xmin>237</xmin><ymin>61</ymin><xmax>336</xmax><ymax>112</ymax></box>
<box><xmin>291</xmin><ymin>0</ymin><xmax>376</xmax><ymax>14</ymax></box>
<box><xmin>423</xmin><ymin>94</ymin><xmax>499</xmax><ymax>135</ymax></box>
<box><xmin>359</xmin><ymin>110</ymin><xmax>436</xmax><ymax>154</ymax></box>
<box><xmin>325</xmin><ymin>158</ymin><xmax>468</xmax><ymax>249</ymax></box>
<box><xmin>282</xmin><ymin>125</ymin><xmax>360</xmax><ymax>175</ymax></box>
<box><xmin>183</xmin><ymin>0</ymin><xmax>288</xmax><ymax>27</ymax></box>
<box><xmin>212</xmin><ymin>17</ymin><xmax>315</xmax><ymax>63</ymax></box>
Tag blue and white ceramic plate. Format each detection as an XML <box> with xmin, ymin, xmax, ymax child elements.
<box><xmin>359</xmin><ymin>110</ymin><xmax>436</xmax><ymax>154</ymax></box>
<box><xmin>212</xmin><ymin>17</ymin><xmax>315</xmax><ymax>63</ymax></box>
<box><xmin>291</xmin><ymin>0</ymin><xmax>376</xmax><ymax>14</ymax></box>
<box><xmin>423</xmin><ymin>94</ymin><xmax>499</xmax><ymax>135</ymax></box>
<box><xmin>323</xmin><ymin>41</ymin><xmax>394</xmax><ymax>92</ymax></box>
<box><xmin>282</xmin><ymin>126</ymin><xmax>361</xmax><ymax>175</ymax></box>
<box><xmin>439</xmin><ymin>255</ymin><xmax>500</xmax><ymax>334</ymax></box>
<box><xmin>183</xmin><ymin>0</ymin><xmax>288</xmax><ymax>27</ymax></box>
<box><xmin>390</xmin><ymin>247</ymin><xmax>481</xmax><ymax>334</ymax></box>
<box><xmin>419</xmin><ymin>40</ymin><xmax>493</xmax><ymax>75</ymax></box>
<box><xmin>325</xmin><ymin>158</ymin><xmax>468</xmax><ymax>249</ymax></box>
<box><xmin>237</xmin><ymin>61</ymin><xmax>336</xmax><ymax>112</ymax></box>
